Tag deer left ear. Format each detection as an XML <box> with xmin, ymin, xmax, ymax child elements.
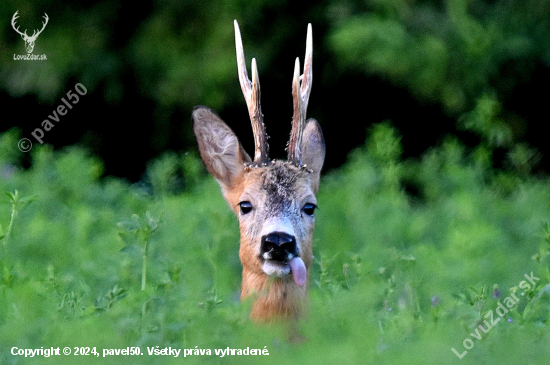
<box><xmin>301</xmin><ymin>118</ymin><xmax>325</xmax><ymax>193</ymax></box>
<box><xmin>193</xmin><ymin>106</ymin><xmax>252</xmax><ymax>190</ymax></box>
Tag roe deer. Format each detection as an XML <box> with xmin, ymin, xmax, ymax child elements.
<box><xmin>192</xmin><ymin>20</ymin><xmax>325</xmax><ymax>322</ymax></box>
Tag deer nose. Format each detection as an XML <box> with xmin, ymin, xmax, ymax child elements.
<box><xmin>261</xmin><ymin>232</ymin><xmax>297</xmax><ymax>261</ymax></box>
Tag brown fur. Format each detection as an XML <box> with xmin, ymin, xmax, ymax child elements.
<box><xmin>193</xmin><ymin>106</ymin><xmax>324</xmax><ymax>322</ymax></box>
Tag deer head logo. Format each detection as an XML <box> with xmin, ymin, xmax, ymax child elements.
<box><xmin>11</xmin><ymin>11</ymin><xmax>49</xmax><ymax>54</ymax></box>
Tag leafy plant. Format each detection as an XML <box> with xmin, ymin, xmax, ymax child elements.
<box><xmin>118</xmin><ymin>211</ymin><xmax>161</xmax><ymax>318</ymax></box>
<box><xmin>1</xmin><ymin>125</ymin><xmax>550</xmax><ymax>363</ymax></box>
<box><xmin>1</xmin><ymin>190</ymin><xmax>36</xmax><ymax>287</ymax></box>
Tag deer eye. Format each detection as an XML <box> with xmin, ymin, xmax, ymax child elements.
<box><xmin>239</xmin><ymin>201</ymin><xmax>253</xmax><ymax>215</ymax></box>
<box><xmin>302</xmin><ymin>203</ymin><xmax>317</xmax><ymax>216</ymax></box>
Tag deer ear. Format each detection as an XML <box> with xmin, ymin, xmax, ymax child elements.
<box><xmin>193</xmin><ymin>106</ymin><xmax>251</xmax><ymax>189</ymax></box>
<box><xmin>301</xmin><ymin>118</ymin><xmax>325</xmax><ymax>193</ymax></box>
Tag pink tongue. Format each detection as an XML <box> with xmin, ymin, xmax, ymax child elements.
<box><xmin>289</xmin><ymin>256</ymin><xmax>306</xmax><ymax>287</ymax></box>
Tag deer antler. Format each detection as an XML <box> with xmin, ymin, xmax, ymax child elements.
<box><xmin>31</xmin><ymin>13</ymin><xmax>49</xmax><ymax>39</ymax></box>
<box><xmin>234</xmin><ymin>20</ymin><xmax>269</xmax><ymax>164</ymax></box>
<box><xmin>288</xmin><ymin>24</ymin><xmax>313</xmax><ymax>166</ymax></box>
<box><xmin>11</xmin><ymin>11</ymin><xmax>28</xmax><ymax>38</ymax></box>
<box><xmin>11</xmin><ymin>11</ymin><xmax>49</xmax><ymax>40</ymax></box>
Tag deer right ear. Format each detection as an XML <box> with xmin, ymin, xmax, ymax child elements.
<box><xmin>193</xmin><ymin>106</ymin><xmax>252</xmax><ymax>189</ymax></box>
<box><xmin>301</xmin><ymin>118</ymin><xmax>325</xmax><ymax>194</ymax></box>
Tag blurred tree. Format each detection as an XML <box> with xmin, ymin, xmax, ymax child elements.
<box><xmin>1</xmin><ymin>0</ymin><xmax>549</xmax><ymax>179</ymax></box>
<box><xmin>329</xmin><ymin>0</ymin><xmax>550</xmax><ymax>171</ymax></box>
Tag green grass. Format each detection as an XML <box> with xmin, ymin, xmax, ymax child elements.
<box><xmin>1</xmin><ymin>126</ymin><xmax>550</xmax><ymax>364</ymax></box>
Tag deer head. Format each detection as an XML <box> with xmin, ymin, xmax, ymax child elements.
<box><xmin>12</xmin><ymin>11</ymin><xmax>49</xmax><ymax>54</ymax></box>
<box><xmin>193</xmin><ymin>21</ymin><xmax>325</xmax><ymax>321</ymax></box>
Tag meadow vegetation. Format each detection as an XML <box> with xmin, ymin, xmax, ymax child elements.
<box><xmin>1</xmin><ymin>117</ymin><xmax>549</xmax><ymax>364</ymax></box>
<box><xmin>2</xmin><ymin>0</ymin><xmax>549</xmax><ymax>363</ymax></box>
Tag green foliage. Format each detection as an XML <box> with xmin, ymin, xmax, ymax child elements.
<box><xmin>1</xmin><ymin>1</ymin><xmax>549</xmax><ymax>362</ymax></box>
<box><xmin>329</xmin><ymin>0</ymin><xmax>550</xmax><ymax>114</ymax></box>
<box><xmin>3</xmin><ymin>0</ymin><xmax>547</xmax><ymax>117</ymax></box>
<box><xmin>2</xmin><ymin>121</ymin><xmax>550</xmax><ymax>363</ymax></box>
<box><xmin>118</xmin><ymin>210</ymin><xmax>161</xmax><ymax>320</ymax></box>
<box><xmin>460</xmin><ymin>93</ymin><xmax>512</xmax><ymax>147</ymax></box>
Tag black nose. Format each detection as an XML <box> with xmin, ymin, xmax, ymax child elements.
<box><xmin>260</xmin><ymin>232</ymin><xmax>297</xmax><ymax>261</ymax></box>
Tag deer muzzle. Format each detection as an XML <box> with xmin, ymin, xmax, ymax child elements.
<box><xmin>260</xmin><ymin>232</ymin><xmax>306</xmax><ymax>286</ymax></box>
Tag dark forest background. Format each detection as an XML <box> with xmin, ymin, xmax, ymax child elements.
<box><xmin>2</xmin><ymin>2</ymin><xmax>550</xmax><ymax>363</ymax></box>
<box><xmin>1</xmin><ymin>0</ymin><xmax>549</xmax><ymax>181</ymax></box>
